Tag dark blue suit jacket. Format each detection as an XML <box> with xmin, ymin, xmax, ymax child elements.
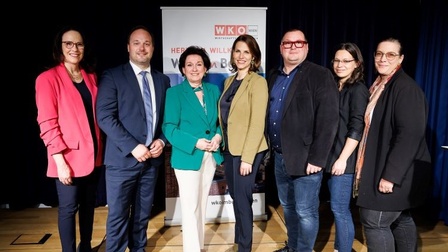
<box><xmin>96</xmin><ymin>62</ymin><xmax>170</xmax><ymax>168</ymax></box>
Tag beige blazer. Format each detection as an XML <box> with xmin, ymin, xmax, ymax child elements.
<box><xmin>219</xmin><ymin>72</ymin><xmax>269</xmax><ymax>164</ymax></box>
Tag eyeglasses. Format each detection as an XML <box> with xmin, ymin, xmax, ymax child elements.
<box><xmin>281</xmin><ymin>40</ymin><xmax>308</xmax><ymax>49</ymax></box>
<box><xmin>374</xmin><ymin>51</ymin><xmax>400</xmax><ymax>61</ymax></box>
<box><xmin>62</xmin><ymin>41</ymin><xmax>85</xmax><ymax>49</ymax></box>
<box><xmin>332</xmin><ymin>59</ymin><xmax>355</xmax><ymax>65</ymax></box>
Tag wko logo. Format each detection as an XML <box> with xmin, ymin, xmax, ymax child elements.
<box><xmin>214</xmin><ymin>25</ymin><xmax>258</xmax><ymax>37</ymax></box>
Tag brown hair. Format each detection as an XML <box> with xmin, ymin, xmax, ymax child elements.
<box><xmin>229</xmin><ymin>34</ymin><xmax>262</xmax><ymax>73</ymax></box>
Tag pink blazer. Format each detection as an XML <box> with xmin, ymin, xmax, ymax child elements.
<box><xmin>35</xmin><ymin>63</ymin><xmax>103</xmax><ymax>178</ymax></box>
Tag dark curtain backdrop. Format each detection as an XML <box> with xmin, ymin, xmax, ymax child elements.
<box><xmin>415</xmin><ymin>0</ymin><xmax>448</xmax><ymax>225</ymax></box>
<box><xmin>6</xmin><ymin>0</ymin><xmax>447</xmax><ymax>223</ymax></box>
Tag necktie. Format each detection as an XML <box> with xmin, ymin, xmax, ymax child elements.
<box><xmin>140</xmin><ymin>71</ymin><xmax>153</xmax><ymax>145</ymax></box>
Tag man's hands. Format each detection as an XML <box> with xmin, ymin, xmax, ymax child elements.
<box><xmin>306</xmin><ymin>163</ymin><xmax>322</xmax><ymax>175</ymax></box>
<box><xmin>132</xmin><ymin>139</ymin><xmax>165</xmax><ymax>162</ymax></box>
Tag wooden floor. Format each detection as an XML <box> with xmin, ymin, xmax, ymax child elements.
<box><xmin>0</xmin><ymin>201</ymin><xmax>447</xmax><ymax>252</ymax></box>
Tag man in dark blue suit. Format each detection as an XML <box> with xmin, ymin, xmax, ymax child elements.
<box><xmin>96</xmin><ymin>25</ymin><xmax>170</xmax><ymax>252</ymax></box>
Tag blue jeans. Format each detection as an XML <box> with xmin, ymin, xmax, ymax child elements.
<box><xmin>274</xmin><ymin>152</ymin><xmax>322</xmax><ymax>252</ymax></box>
<box><xmin>359</xmin><ymin>208</ymin><xmax>417</xmax><ymax>252</ymax></box>
<box><xmin>327</xmin><ymin>174</ymin><xmax>355</xmax><ymax>252</ymax></box>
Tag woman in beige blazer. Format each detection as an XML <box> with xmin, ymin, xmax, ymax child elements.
<box><xmin>218</xmin><ymin>34</ymin><xmax>268</xmax><ymax>252</ymax></box>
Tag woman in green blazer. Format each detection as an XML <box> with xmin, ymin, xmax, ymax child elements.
<box><xmin>162</xmin><ymin>46</ymin><xmax>223</xmax><ymax>252</ymax></box>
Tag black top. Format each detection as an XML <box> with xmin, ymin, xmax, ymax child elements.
<box><xmin>325</xmin><ymin>81</ymin><xmax>369</xmax><ymax>173</ymax></box>
<box><xmin>220</xmin><ymin>78</ymin><xmax>242</xmax><ymax>151</ymax></box>
<box><xmin>74</xmin><ymin>80</ymin><xmax>98</xmax><ymax>157</ymax></box>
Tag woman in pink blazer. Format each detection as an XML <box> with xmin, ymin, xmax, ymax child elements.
<box><xmin>35</xmin><ymin>26</ymin><xmax>103</xmax><ymax>252</ymax></box>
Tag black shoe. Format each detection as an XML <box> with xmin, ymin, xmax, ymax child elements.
<box><xmin>77</xmin><ymin>243</ymin><xmax>92</xmax><ymax>252</ymax></box>
<box><xmin>273</xmin><ymin>242</ymin><xmax>295</xmax><ymax>252</ymax></box>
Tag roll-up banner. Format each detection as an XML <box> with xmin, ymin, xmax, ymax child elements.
<box><xmin>161</xmin><ymin>6</ymin><xmax>268</xmax><ymax>226</ymax></box>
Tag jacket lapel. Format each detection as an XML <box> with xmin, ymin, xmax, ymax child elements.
<box><xmin>124</xmin><ymin>63</ymin><xmax>146</xmax><ymax>118</ymax></box>
<box><xmin>202</xmin><ymin>83</ymin><xmax>217</xmax><ymax>126</ymax></box>
<box><xmin>180</xmin><ymin>81</ymin><xmax>209</xmax><ymax>124</ymax></box>
<box><xmin>283</xmin><ymin>62</ymin><xmax>305</xmax><ymax>118</ymax></box>
<box><xmin>151</xmin><ymin>71</ymin><xmax>164</xmax><ymax>126</ymax></box>
<box><xmin>56</xmin><ymin>64</ymin><xmax>84</xmax><ymax>117</ymax></box>
<box><xmin>229</xmin><ymin>73</ymin><xmax>251</xmax><ymax>116</ymax></box>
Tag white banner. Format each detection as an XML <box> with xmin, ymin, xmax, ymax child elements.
<box><xmin>161</xmin><ymin>6</ymin><xmax>268</xmax><ymax>225</ymax></box>
<box><xmin>161</xmin><ymin>6</ymin><xmax>267</xmax><ymax>90</ymax></box>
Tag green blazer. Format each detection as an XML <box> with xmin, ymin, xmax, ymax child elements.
<box><xmin>162</xmin><ymin>79</ymin><xmax>224</xmax><ymax>170</ymax></box>
<box><xmin>219</xmin><ymin>72</ymin><xmax>269</xmax><ymax>164</ymax></box>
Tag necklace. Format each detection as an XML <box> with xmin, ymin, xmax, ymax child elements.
<box><xmin>68</xmin><ymin>71</ymin><xmax>83</xmax><ymax>83</ymax></box>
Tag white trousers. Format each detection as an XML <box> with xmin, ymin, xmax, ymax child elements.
<box><xmin>174</xmin><ymin>152</ymin><xmax>217</xmax><ymax>252</ymax></box>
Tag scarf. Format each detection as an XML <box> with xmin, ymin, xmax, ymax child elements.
<box><xmin>353</xmin><ymin>65</ymin><xmax>400</xmax><ymax>197</ymax></box>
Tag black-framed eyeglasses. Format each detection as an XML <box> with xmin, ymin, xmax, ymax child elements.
<box><xmin>332</xmin><ymin>59</ymin><xmax>355</xmax><ymax>65</ymax></box>
<box><xmin>281</xmin><ymin>40</ymin><xmax>308</xmax><ymax>49</ymax></box>
<box><xmin>62</xmin><ymin>41</ymin><xmax>85</xmax><ymax>49</ymax></box>
<box><xmin>374</xmin><ymin>51</ymin><xmax>400</xmax><ymax>61</ymax></box>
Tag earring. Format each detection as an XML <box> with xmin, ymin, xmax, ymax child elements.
<box><xmin>251</xmin><ymin>60</ymin><xmax>254</xmax><ymax>68</ymax></box>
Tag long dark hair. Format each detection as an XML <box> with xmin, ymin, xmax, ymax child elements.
<box><xmin>333</xmin><ymin>42</ymin><xmax>365</xmax><ymax>85</ymax></box>
<box><xmin>52</xmin><ymin>25</ymin><xmax>96</xmax><ymax>73</ymax></box>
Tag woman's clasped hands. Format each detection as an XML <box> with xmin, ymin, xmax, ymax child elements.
<box><xmin>196</xmin><ymin>134</ymin><xmax>221</xmax><ymax>152</ymax></box>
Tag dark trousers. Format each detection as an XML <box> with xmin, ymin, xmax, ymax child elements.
<box><xmin>55</xmin><ymin>169</ymin><xmax>100</xmax><ymax>252</ymax></box>
<box><xmin>224</xmin><ymin>151</ymin><xmax>265</xmax><ymax>252</ymax></box>
<box><xmin>105</xmin><ymin>161</ymin><xmax>159</xmax><ymax>252</ymax></box>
